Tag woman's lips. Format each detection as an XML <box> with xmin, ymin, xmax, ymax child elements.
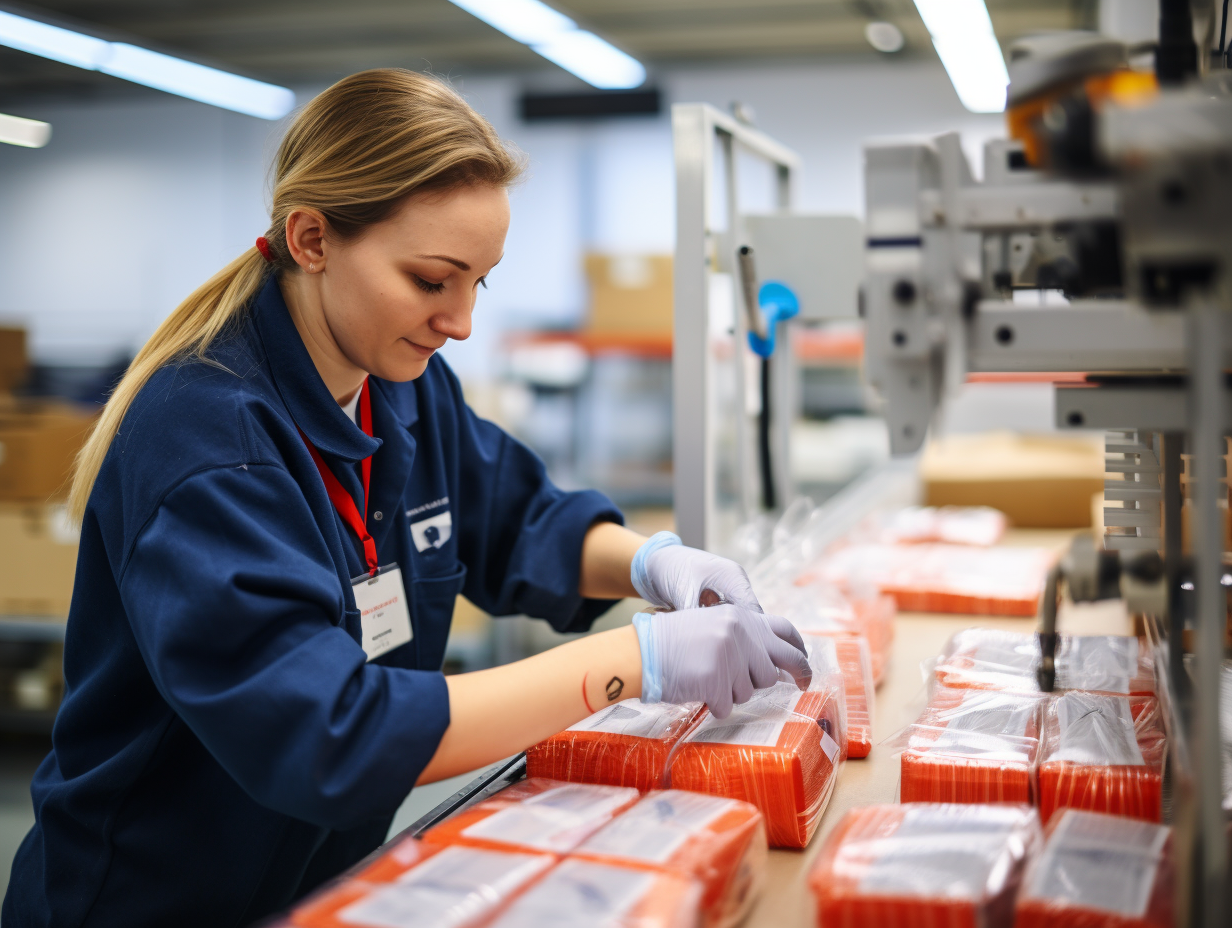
<box><xmin>403</xmin><ymin>338</ymin><xmax>440</xmax><ymax>359</ymax></box>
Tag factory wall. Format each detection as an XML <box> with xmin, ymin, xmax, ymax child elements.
<box><xmin>0</xmin><ymin>57</ymin><xmax>1001</xmax><ymax>379</ymax></box>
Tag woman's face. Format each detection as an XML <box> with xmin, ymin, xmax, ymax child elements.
<box><xmin>317</xmin><ymin>183</ymin><xmax>510</xmax><ymax>382</ymax></box>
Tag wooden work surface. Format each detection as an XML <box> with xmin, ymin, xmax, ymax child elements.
<box><xmin>744</xmin><ymin>528</ymin><xmax>1132</xmax><ymax>928</ymax></box>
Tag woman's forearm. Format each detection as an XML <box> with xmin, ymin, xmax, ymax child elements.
<box><xmin>578</xmin><ymin>521</ymin><xmax>646</xmax><ymax>600</ymax></box>
<box><xmin>416</xmin><ymin>624</ymin><xmax>643</xmax><ymax>785</ymax></box>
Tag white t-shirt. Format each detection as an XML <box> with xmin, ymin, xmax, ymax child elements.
<box><xmin>340</xmin><ymin>390</ymin><xmax>360</xmax><ymax>425</ymax></box>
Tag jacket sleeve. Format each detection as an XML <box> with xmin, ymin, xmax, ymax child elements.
<box><xmin>118</xmin><ymin>463</ymin><xmax>449</xmax><ymax>831</ymax></box>
<box><xmin>443</xmin><ymin>371</ymin><xmax>625</xmax><ymax>632</ymax></box>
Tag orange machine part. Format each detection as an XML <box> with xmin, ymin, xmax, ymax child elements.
<box><xmin>1037</xmin><ymin>694</ymin><xmax>1166</xmax><ymax>825</ymax></box>
<box><xmin>667</xmin><ymin>682</ymin><xmax>846</xmax><ymax>849</ymax></box>
<box><xmin>422</xmin><ymin>778</ymin><xmax>640</xmax><ymax>855</ymax></box>
<box><xmin>898</xmin><ymin>688</ymin><xmax>1044</xmax><ymax>806</ymax></box>
<box><xmin>1015</xmin><ymin>810</ymin><xmax>1173</xmax><ymax>928</ymax></box>
<box><xmin>481</xmin><ymin>858</ymin><xmax>702</xmax><ymax>928</ymax></box>
<box><xmin>808</xmin><ymin>803</ymin><xmax>1042</xmax><ymax>928</ymax></box>
<box><xmin>525</xmin><ymin>700</ymin><xmax>706</xmax><ymax>792</ymax></box>
<box><xmin>570</xmin><ymin>790</ymin><xmax>767</xmax><ymax>928</ymax></box>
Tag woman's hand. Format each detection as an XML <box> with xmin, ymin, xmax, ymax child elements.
<box><xmin>632</xmin><ymin>531</ymin><xmax>760</xmax><ymax>612</ymax></box>
<box><xmin>634</xmin><ymin>603</ymin><xmax>811</xmax><ymax>720</ymax></box>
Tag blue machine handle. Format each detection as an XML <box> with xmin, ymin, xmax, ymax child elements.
<box><xmin>747</xmin><ymin>281</ymin><xmax>799</xmax><ymax>358</ymax></box>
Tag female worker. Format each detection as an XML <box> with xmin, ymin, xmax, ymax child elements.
<box><xmin>3</xmin><ymin>70</ymin><xmax>809</xmax><ymax>928</ymax></box>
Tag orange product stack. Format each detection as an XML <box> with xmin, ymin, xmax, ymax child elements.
<box><xmin>896</xmin><ymin>687</ymin><xmax>1045</xmax><ymax>805</ymax></box>
<box><xmin>1015</xmin><ymin>810</ymin><xmax>1173</xmax><ymax>928</ymax></box>
<box><xmin>808</xmin><ymin>803</ymin><xmax>1042</xmax><ymax>928</ymax></box>
<box><xmin>813</xmin><ymin>543</ymin><xmax>1054</xmax><ymax>616</ymax></box>
<box><xmin>798</xmin><ymin>633</ymin><xmax>874</xmax><ymax>758</ymax></box>
<box><xmin>283</xmin><ymin>840</ymin><xmax>554</xmax><ymax>928</ymax></box>
<box><xmin>666</xmin><ymin>664</ymin><xmax>846</xmax><ymax>849</ymax></box>
<box><xmin>570</xmin><ymin>790</ymin><xmax>767</xmax><ymax>928</ymax></box>
<box><xmin>483</xmin><ymin>858</ymin><xmax>701</xmax><ymax>928</ymax></box>
<box><xmin>1037</xmin><ymin>693</ymin><xmax>1166</xmax><ymax>824</ymax></box>
<box><xmin>932</xmin><ymin>628</ymin><xmax>1156</xmax><ymax>696</ymax></box>
<box><xmin>773</xmin><ymin>581</ymin><xmax>895</xmax><ymax>687</ymax></box>
<box><xmin>421</xmin><ymin>778</ymin><xmax>640</xmax><ymax>855</ymax></box>
<box><xmin>526</xmin><ymin>699</ymin><xmax>705</xmax><ymax>791</ymax></box>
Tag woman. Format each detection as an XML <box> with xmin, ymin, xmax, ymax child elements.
<box><xmin>4</xmin><ymin>70</ymin><xmax>808</xmax><ymax>927</ymax></box>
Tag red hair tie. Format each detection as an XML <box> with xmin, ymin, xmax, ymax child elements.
<box><xmin>255</xmin><ymin>237</ymin><xmax>274</xmax><ymax>263</ymax></box>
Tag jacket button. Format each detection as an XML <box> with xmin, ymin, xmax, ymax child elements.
<box><xmin>373</xmin><ymin>511</ymin><xmax>384</xmax><ymax>521</ymax></box>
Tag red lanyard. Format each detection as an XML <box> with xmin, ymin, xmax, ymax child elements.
<box><xmin>301</xmin><ymin>378</ymin><xmax>378</xmax><ymax>576</ymax></box>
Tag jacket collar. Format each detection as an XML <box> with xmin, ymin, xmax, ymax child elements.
<box><xmin>251</xmin><ymin>275</ymin><xmax>381</xmax><ymax>463</ymax></box>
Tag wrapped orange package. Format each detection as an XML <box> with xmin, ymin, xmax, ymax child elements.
<box><xmin>571</xmin><ymin>790</ymin><xmax>767</xmax><ymax>928</ymax></box>
<box><xmin>894</xmin><ymin>687</ymin><xmax>1045</xmax><ymax>805</ymax></box>
<box><xmin>799</xmin><ymin>633</ymin><xmax>874</xmax><ymax>758</ymax></box>
<box><xmin>1038</xmin><ymin>693</ymin><xmax>1166</xmax><ymax>824</ymax></box>
<box><xmin>876</xmin><ymin>505</ymin><xmax>1008</xmax><ymax>546</ymax></box>
<box><xmin>667</xmin><ymin>654</ymin><xmax>846</xmax><ymax>848</ymax></box>
<box><xmin>812</xmin><ymin>543</ymin><xmax>1054</xmax><ymax>616</ymax></box>
<box><xmin>769</xmin><ymin>581</ymin><xmax>894</xmax><ymax>686</ymax></box>
<box><xmin>286</xmin><ymin>843</ymin><xmax>554</xmax><ymax>928</ymax></box>
<box><xmin>482</xmin><ymin>859</ymin><xmax>702</xmax><ymax>928</ymax></box>
<box><xmin>422</xmin><ymin>778</ymin><xmax>639</xmax><ymax>855</ymax></box>
<box><xmin>525</xmin><ymin>699</ymin><xmax>705</xmax><ymax>791</ymax></box>
<box><xmin>1016</xmin><ymin>810</ymin><xmax>1173</xmax><ymax>928</ymax></box>
<box><xmin>808</xmin><ymin>803</ymin><xmax>1042</xmax><ymax>928</ymax></box>
<box><xmin>933</xmin><ymin>628</ymin><xmax>1156</xmax><ymax>696</ymax></box>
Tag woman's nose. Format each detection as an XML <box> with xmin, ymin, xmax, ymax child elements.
<box><xmin>430</xmin><ymin>301</ymin><xmax>472</xmax><ymax>342</ymax></box>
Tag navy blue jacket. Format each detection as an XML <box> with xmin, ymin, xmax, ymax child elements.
<box><xmin>3</xmin><ymin>276</ymin><xmax>621</xmax><ymax>927</ymax></box>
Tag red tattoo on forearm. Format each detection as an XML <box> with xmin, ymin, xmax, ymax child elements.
<box><xmin>581</xmin><ymin>672</ymin><xmax>596</xmax><ymax>714</ymax></box>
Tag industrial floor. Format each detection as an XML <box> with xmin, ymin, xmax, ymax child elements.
<box><xmin>0</xmin><ymin>731</ymin><xmax>478</xmax><ymax>903</ymax></box>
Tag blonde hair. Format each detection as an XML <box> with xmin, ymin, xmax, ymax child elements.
<box><xmin>69</xmin><ymin>69</ymin><xmax>523</xmax><ymax>521</ymax></box>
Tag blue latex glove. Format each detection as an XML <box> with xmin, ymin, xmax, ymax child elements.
<box><xmin>633</xmin><ymin>604</ymin><xmax>811</xmax><ymax>720</ymax></box>
<box><xmin>632</xmin><ymin>531</ymin><xmax>761</xmax><ymax>612</ymax></box>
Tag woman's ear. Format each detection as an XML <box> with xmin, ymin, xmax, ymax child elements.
<box><xmin>284</xmin><ymin>208</ymin><xmax>329</xmax><ymax>273</ymax></box>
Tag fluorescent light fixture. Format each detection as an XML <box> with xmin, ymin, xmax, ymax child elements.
<box><xmin>0</xmin><ymin>111</ymin><xmax>50</xmax><ymax>148</ymax></box>
<box><xmin>0</xmin><ymin>9</ymin><xmax>295</xmax><ymax>120</ymax></box>
<box><xmin>449</xmin><ymin>0</ymin><xmax>646</xmax><ymax>90</ymax></box>
<box><xmin>913</xmin><ymin>0</ymin><xmax>1009</xmax><ymax>113</ymax></box>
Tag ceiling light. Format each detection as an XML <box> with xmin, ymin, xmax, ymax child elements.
<box><xmin>0</xmin><ymin>10</ymin><xmax>295</xmax><ymax>120</ymax></box>
<box><xmin>865</xmin><ymin>22</ymin><xmax>905</xmax><ymax>54</ymax></box>
<box><xmin>0</xmin><ymin>112</ymin><xmax>50</xmax><ymax>148</ymax></box>
<box><xmin>913</xmin><ymin>0</ymin><xmax>1009</xmax><ymax>113</ymax></box>
<box><xmin>448</xmin><ymin>0</ymin><xmax>646</xmax><ymax>90</ymax></box>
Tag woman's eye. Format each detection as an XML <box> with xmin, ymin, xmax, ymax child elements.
<box><xmin>412</xmin><ymin>274</ymin><xmax>445</xmax><ymax>294</ymax></box>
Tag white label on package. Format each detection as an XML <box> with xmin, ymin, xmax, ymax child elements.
<box><xmin>820</xmin><ymin>730</ymin><xmax>841</xmax><ymax>763</ymax></box>
<box><xmin>460</xmin><ymin>785</ymin><xmax>634</xmax><ymax>852</ymax></box>
<box><xmin>1049</xmin><ymin>693</ymin><xmax>1144</xmax><ymax>766</ymax></box>
<box><xmin>1026</xmin><ymin>811</ymin><xmax>1169</xmax><ymax>918</ymax></box>
<box><xmin>488</xmin><ymin>860</ymin><xmax>653</xmax><ymax>928</ymax></box>
<box><xmin>338</xmin><ymin>846</ymin><xmax>551</xmax><ymax>928</ymax></box>
<box><xmin>689</xmin><ymin>683</ymin><xmax>799</xmax><ymax>747</ymax></box>
<box><xmin>1057</xmin><ymin>636</ymin><xmax>1137</xmax><ymax>694</ymax></box>
<box><xmin>927</xmin><ymin>694</ymin><xmax>1038</xmax><ymax>760</ymax></box>
<box><xmin>578</xmin><ymin>792</ymin><xmax>735</xmax><ymax>863</ymax></box>
<box><xmin>567</xmin><ymin>698</ymin><xmax>699</xmax><ymax>740</ymax></box>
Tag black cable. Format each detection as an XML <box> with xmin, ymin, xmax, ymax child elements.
<box><xmin>1222</xmin><ymin>0</ymin><xmax>1230</xmax><ymax>61</ymax></box>
<box><xmin>758</xmin><ymin>355</ymin><xmax>776</xmax><ymax>511</ymax></box>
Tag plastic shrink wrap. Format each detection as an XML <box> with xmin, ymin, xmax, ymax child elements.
<box><xmin>811</xmin><ymin>543</ymin><xmax>1053</xmax><ymax>616</ymax></box>
<box><xmin>571</xmin><ymin>790</ymin><xmax>767</xmax><ymax>928</ymax></box>
<box><xmin>933</xmin><ymin>628</ymin><xmax>1155</xmax><ymax>697</ymax></box>
<box><xmin>667</xmin><ymin>652</ymin><xmax>847</xmax><ymax>849</ymax></box>
<box><xmin>526</xmin><ymin>699</ymin><xmax>706</xmax><ymax>791</ymax></box>
<box><xmin>768</xmin><ymin>581</ymin><xmax>895</xmax><ymax>687</ymax></box>
<box><xmin>894</xmin><ymin>687</ymin><xmax>1045</xmax><ymax>805</ymax></box>
<box><xmin>422</xmin><ymin>779</ymin><xmax>640</xmax><ymax>854</ymax></box>
<box><xmin>482</xmin><ymin>859</ymin><xmax>702</xmax><ymax>928</ymax></box>
<box><xmin>1037</xmin><ymin>693</ymin><xmax>1166</xmax><ymax>824</ymax></box>
<box><xmin>804</xmin><ymin>634</ymin><xmax>874</xmax><ymax>759</ymax></box>
<box><xmin>1015</xmin><ymin>810</ymin><xmax>1173</xmax><ymax>928</ymax></box>
<box><xmin>285</xmin><ymin>842</ymin><xmax>554</xmax><ymax>928</ymax></box>
<box><xmin>875</xmin><ymin>506</ymin><xmax>1008</xmax><ymax>547</ymax></box>
<box><xmin>808</xmin><ymin>803</ymin><xmax>1042</xmax><ymax>928</ymax></box>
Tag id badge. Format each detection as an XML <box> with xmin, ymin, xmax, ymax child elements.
<box><xmin>351</xmin><ymin>564</ymin><xmax>413</xmax><ymax>661</ymax></box>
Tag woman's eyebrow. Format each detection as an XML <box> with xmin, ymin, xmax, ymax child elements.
<box><xmin>417</xmin><ymin>253</ymin><xmax>470</xmax><ymax>271</ymax></box>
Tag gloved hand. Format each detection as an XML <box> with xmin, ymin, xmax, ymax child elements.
<box><xmin>633</xmin><ymin>603</ymin><xmax>812</xmax><ymax>720</ymax></box>
<box><xmin>632</xmin><ymin>531</ymin><xmax>760</xmax><ymax>612</ymax></box>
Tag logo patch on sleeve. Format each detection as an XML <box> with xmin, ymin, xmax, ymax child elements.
<box><xmin>410</xmin><ymin>510</ymin><xmax>452</xmax><ymax>552</ymax></box>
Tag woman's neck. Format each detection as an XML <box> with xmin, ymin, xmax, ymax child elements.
<box><xmin>279</xmin><ymin>273</ymin><xmax>367</xmax><ymax>406</ymax></box>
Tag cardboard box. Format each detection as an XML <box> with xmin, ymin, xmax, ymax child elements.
<box><xmin>0</xmin><ymin>327</ymin><xmax>27</xmax><ymax>393</ymax></box>
<box><xmin>0</xmin><ymin>503</ymin><xmax>78</xmax><ymax>617</ymax></box>
<box><xmin>0</xmin><ymin>400</ymin><xmax>96</xmax><ymax>502</ymax></box>
<box><xmin>585</xmin><ymin>254</ymin><xmax>673</xmax><ymax>336</ymax></box>
<box><xmin>921</xmin><ymin>431</ymin><xmax>1105</xmax><ymax>528</ymax></box>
